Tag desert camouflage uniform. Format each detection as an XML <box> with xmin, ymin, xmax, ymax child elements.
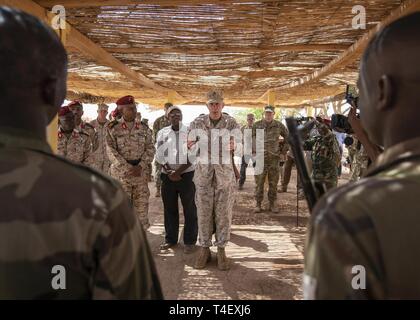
<box><xmin>78</xmin><ymin>121</ymin><xmax>98</xmax><ymax>152</ymax></box>
<box><xmin>57</xmin><ymin>127</ymin><xmax>91</xmax><ymax>164</ymax></box>
<box><xmin>106</xmin><ymin>118</ymin><xmax>155</xmax><ymax>229</ymax></box>
<box><xmin>142</xmin><ymin>120</ymin><xmax>154</xmax><ymax>181</ymax></box>
<box><xmin>189</xmin><ymin>113</ymin><xmax>239</xmax><ymax>248</ymax></box>
<box><xmin>253</xmin><ymin>119</ymin><xmax>288</xmax><ymax>205</ymax></box>
<box><xmin>0</xmin><ymin>127</ymin><xmax>162</xmax><ymax>299</ymax></box>
<box><xmin>88</xmin><ymin>119</ymin><xmax>110</xmax><ymax>173</ymax></box>
<box><xmin>304</xmin><ymin>129</ymin><xmax>341</xmax><ymax>190</ymax></box>
<box><xmin>304</xmin><ymin>137</ymin><xmax>420</xmax><ymax>299</ymax></box>
<box><xmin>153</xmin><ymin>115</ymin><xmax>171</xmax><ymax>192</ymax></box>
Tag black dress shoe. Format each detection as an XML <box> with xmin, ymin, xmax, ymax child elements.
<box><xmin>159</xmin><ymin>242</ymin><xmax>176</xmax><ymax>250</ymax></box>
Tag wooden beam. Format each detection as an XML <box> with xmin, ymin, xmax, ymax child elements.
<box><xmin>106</xmin><ymin>44</ymin><xmax>348</xmax><ymax>55</ymax></box>
<box><xmin>258</xmin><ymin>0</ymin><xmax>420</xmax><ymax>100</ymax></box>
<box><xmin>267</xmin><ymin>90</ymin><xmax>275</xmax><ymax>106</ymax></box>
<box><xmin>0</xmin><ymin>0</ymin><xmax>184</xmax><ymax>100</ymax></box>
<box><xmin>36</xmin><ymin>0</ymin><xmax>293</xmax><ymax>8</ymax></box>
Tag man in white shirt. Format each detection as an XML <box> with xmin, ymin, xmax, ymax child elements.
<box><xmin>155</xmin><ymin>106</ymin><xmax>198</xmax><ymax>254</ymax></box>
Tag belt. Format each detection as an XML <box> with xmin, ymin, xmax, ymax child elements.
<box><xmin>127</xmin><ymin>159</ymin><xmax>141</xmax><ymax>166</ymax></box>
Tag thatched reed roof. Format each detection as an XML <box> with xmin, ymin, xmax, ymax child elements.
<box><xmin>7</xmin><ymin>0</ymin><xmax>420</xmax><ymax>107</ymax></box>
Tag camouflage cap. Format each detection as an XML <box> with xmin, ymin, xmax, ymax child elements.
<box><xmin>264</xmin><ymin>105</ymin><xmax>275</xmax><ymax>113</ymax></box>
<box><xmin>98</xmin><ymin>103</ymin><xmax>109</xmax><ymax>111</ymax></box>
<box><xmin>206</xmin><ymin>89</ymin><xmax>224</xmax><ymax>104</ymax></box>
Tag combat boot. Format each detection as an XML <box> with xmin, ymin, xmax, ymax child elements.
<box><xmin>217</xmin><ymin>247</ymin><xmax>230</xmax><ymax>271</ymax></box>
<box><xmin>253</xmin><ymin>202</ymin><xmax>262</xmax><ymax>213</ymax></box>
<box><xmin>194</xmin><ymin>247</ymin><xmax>211</xmax><ymax>269</ymax></box>
<box><xmin>155</xmin><ymin>188</ymin><xmax>161</xmax><ymax>198</ymax></box>
<box><xmin>270</xmin><ymin>201</ymin><xmax>279</xmax><ymax>213</ymax></box>
<box><xmin>278</xmin><ymin>186</ymin><xmax>287</xmax><ymax>193</ymax></box>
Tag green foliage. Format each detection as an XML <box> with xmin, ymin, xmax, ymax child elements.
<box><xmin>234</xmin><ymin>107</ymin><xmax>305</xmax><ymax>125</ymax></box>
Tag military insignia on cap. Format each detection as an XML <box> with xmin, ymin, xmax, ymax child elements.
<box><xmin>206</xmin><ymin>89</ymin><xmax>224</xmax><ymax>104</ymax></box>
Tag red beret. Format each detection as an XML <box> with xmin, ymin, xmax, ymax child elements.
<box><xmin>58</xmin><ymin>106</ymin><xmax>72</xmax><ymax>117</ymax></box>
<box><xmin>67</xmin><ymin>100</ymin><xmax>82</xmax><ymax>109</ymax></box>
<box><xmin>116</xmin><ymin>95</ymin><xmax>135</xmax><ymax>106</ymax></box>
<box><xmin>111</xmin><ymin>109</ymin><xmax>121</xmax><ymax>118</ymax></box>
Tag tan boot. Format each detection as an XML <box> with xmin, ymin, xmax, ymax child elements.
<box><xmin>253</xmin><ymin>202</ymin><xmax>262</xmax><ymax>213</ymax></box>
<box><xmin>278</xmin><ymin>186</ymin><xmax>287</xmax><ymax>193</ymax></box>
<box><xmin>194</xmin><ymin>247</ymin><xmax>211</xmax><ymax>269</ymax></box>
<box><xmin>217</xmin><ymin>247</ymin><xmax>230</xmax><ymax>271</ymax></box>
<box><xmin>270</xmin><ymin>201</ymin><xmax>279</xmax><ymax>213</ymax></box>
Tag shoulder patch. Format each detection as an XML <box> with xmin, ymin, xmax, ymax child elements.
<box><xmin>108</xmin><ymin>120</ymin><xmax>118</xmax><ymax>129</ymax></box>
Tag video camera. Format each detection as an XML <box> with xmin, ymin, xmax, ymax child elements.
<box><xmin>294</xmin><ymin>116</ymin><xmax>313</xmax><ymax>126</ymax></box>
<box><xmin>331</xmin><ymin>85</ymin><xmax>360</xmax><ymax>134</ymax></box>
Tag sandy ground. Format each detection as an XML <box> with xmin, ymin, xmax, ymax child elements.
<box><xmin>144</xmin><ymin>167</ymin><xmax>324</xmax><ymax>300</ymax></box>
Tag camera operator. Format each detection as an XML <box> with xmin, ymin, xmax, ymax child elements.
<box><xmin>304</xmin><ymin>13</ymin><xmax>420</xmax><ymax>299</ymax></box>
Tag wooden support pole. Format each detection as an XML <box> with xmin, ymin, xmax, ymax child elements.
<box><xmin>267</xmin><ymin>90</ymin><xmax>276</xmax><ymax>106</ymax></box>
<box><xmin>167</xmin><ymin>90</ymin><xmax>176</xmax><ymax>104</ymax></box>
<box><xmin>306</xmin><ymin>107</ymin><xmax>314</xmax><ymax>117</ymax></box>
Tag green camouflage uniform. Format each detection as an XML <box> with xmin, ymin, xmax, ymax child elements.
<box><xmin>350</xmin><ymin>142</ymin><xmax>369</xmax><ymax>182</ymax></box>
<box><xmin>152</xmin><ymin>115</ymin><xmax>171</xmax><ymax>192</ymax></box>
<box><xmin>252</xmin><ymin>119</ymin><xmax>288</xmax><ymax>206</ymax></box>
<box><xmin>0</xmin><ymin>126</ymin><xmax>162</xmax><ymax>299</ymax></box>
<box><xmin>106</xmin><ymin>118</ymin><xmax>155</xmax><ymax>229</ymax></box>
<box><xmin>57</xmin><ymin>127</ymin><xmax>91</xmax><ymax>164</ymax></box>
<box><xmin>304</xmin><ymin>137</ymin><xmax>420</xmax><ymax>299</ymax></box>
<box><xmin>304</xmin><ymin>129</ymin><xmax>341</xmax><ymax>190</ymax></box>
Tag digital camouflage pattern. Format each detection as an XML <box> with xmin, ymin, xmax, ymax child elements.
<box><xmin>252</xmin><ymin>119</ymin><xmax>288</xmax><ymax>160</ymax></box>
<box><xmin>88</xmin><ymin>119</ymin><xmax>110</xmax><ymax>173</ymax></box>
<box><xmin>57</xmin><ymin>128</ymin><xmax>91</xmax><ymax>164</ymax></box>
<box><xmin>79</xmin><ymin>121</ymin><xmax>98</xmax><ymax>152</ymax></box>
<box><xmin>0</xmin><ymin>127</ymin><xmax>162</xmax><ymax>299</ymax></box>
<box><xmin>304</xmin><ymin>130</ymin><xmax>341</xmax><ymax>190</ymax></box>
<box><xmin>252</xmin><ymin>119</ymin><xmax>288</xmax><ymax>205</ymax></box>
<box><xmin>189</xmin><ymin>113</ymin><xmax>239</xmax><ymax>248</ymax></box>
<box><xmin>106</xmin><ymin>118</ymin><xmax>155</xmax><ymax>229</ymax></box>
<box><xmin>304</xmin><ymin>137</ymin><xmax>420</xmax><ymax>299</ymax></box>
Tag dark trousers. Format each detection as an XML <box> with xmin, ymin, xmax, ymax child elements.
<box><xmin>239</xmin><ymin>155</ymin><xmax>256</xmax><ymax>186</ymax></box>
<box><xmin>161</xmin><ymin>171</ymin><xmax>198</xmax><ymax>245</ymax></box>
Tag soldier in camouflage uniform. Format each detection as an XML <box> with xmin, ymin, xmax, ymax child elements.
<box><xmin>138</xmin><ymin>113</ymin><xmax>153</xmax><ymax>182</ymax></box>
<box><xmin>0</xmin><ymin>7</ymin><xmax>162</xmax><ymax>299</ymax></box>
<box><xmin>152</xmin><ymin>102</ymin><xmax>172</xmax><ymax>197</ymax></box>
<box><xmin>57</xmin><ymin>106</ymin><xmax>91</xmax><ymax>164</ymax></box>
<box><xmin>252</xmin><ymin>106</ymin><xmax>288</xmax><ymax>213</ymax></box>
<box><xmin>304</xmin><ymin>13</ymin><xmax>420</xmax><ymax>299</ymax></box>
<box><xmin>106</xmin><ymin>95</ymin><xmax>155</xmax><ymax>229</ymax></box>
<box><xmin>68</xmin><ymin>100</ymin><xmax>98</xmax><ymax>154</ymax></box>
<box><xmin>238</xmin><ymin>113</ymin><xmax>255</xmax><ymax>190</ymax></box>
<box><xmin>190</xmin><ymin>89</ymin><xmax>240</xmax><ymax>271</ymax></box>
<box><xmin>89</xmin><ymin>103</ymin><xmax>110</xmax><ymax>173</ymax></box>
<box><xmin>303</xmin><ymin>120</ymin><xmax>341</xmax><ymax>190</ymax></box>
<box><xmin>349</xmin><ymin>138</ymin><xmax>369</xmax><ymax>181</ymax></box>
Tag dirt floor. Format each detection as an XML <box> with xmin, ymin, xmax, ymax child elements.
<box><xmin>145</xmin><ymin>169</ymin><xmax>349</xmax><ymax>300</ymax></box>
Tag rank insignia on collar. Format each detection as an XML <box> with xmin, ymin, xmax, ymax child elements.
<box><xmin>122</xmin><ymin>122</ymin><xmax>128</xmax><ymax>130</ymax></box>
